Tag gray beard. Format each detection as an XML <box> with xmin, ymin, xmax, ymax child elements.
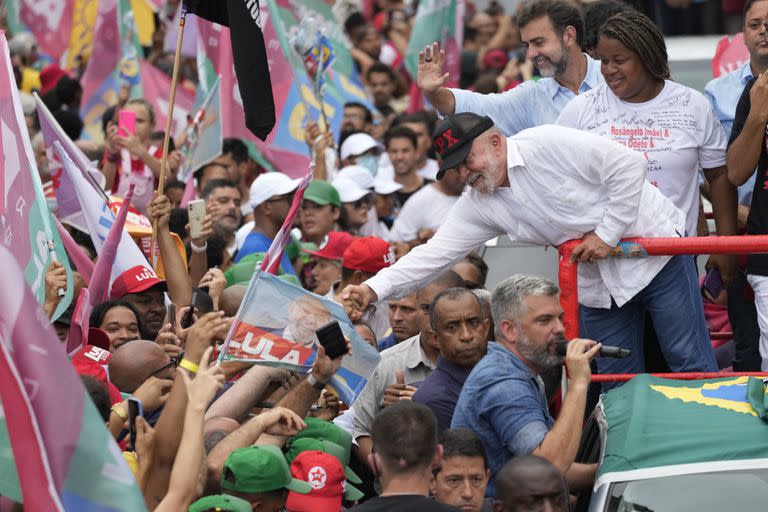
<box><xmin>516</xmin><ymin>332</ymin><xmax>565</xmax><ymax>371</ymax></box>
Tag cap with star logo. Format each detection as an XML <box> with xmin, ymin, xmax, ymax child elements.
<box><xmin>286</xmin><ymin>450</ymin><xmax>365</xmax><ymax>511</ymax></box>
<box><xmin>432</xmin><ymin>112</ymin><xmax>495</xmax><ymax>180</ymax></box>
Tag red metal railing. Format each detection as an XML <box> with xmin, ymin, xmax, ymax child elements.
<box><xmin>558</xmin><ymin>235</ymin><xmax>768</xmax><ymax>382</ymax></box>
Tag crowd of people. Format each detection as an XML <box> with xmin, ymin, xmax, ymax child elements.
<box><xmin>3</xmin><ymin>0</ymin><xmax>768</xmax><ymax>510</ymax></box>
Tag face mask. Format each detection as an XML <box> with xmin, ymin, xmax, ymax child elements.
<box><xmin>356</xmin><ymin>155</ymin><xmax>379</xmax><ymax>177</ymax></box>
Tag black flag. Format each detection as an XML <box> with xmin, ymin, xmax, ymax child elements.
<box><xmin>185</xmin><ymin>0</ymin><xmax>276</xmax><ymax>141</ymax></box>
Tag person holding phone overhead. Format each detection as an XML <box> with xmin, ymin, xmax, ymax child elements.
<box><xmin>102</xmin><ymin>99</ymin><xmax>181</xmax><ymax>213</ymax></box>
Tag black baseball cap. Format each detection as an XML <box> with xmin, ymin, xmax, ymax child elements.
<box><xmin>433</xmin><ymin>113</ymin><xmax>494</xmax><ymax>179</ymax></box>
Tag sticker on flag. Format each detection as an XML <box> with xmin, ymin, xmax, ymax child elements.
<box><xmin>219</xmin><ymin>271</ymin><xmax>380</xmax><ymax>405</ymax></box>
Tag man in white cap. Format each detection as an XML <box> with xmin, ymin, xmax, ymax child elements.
<box><xmin>234</xmin><ymin>172</ymin><xmax>300</xmax><ymax>273</ymax></box>
<box><xmin>371</xmin><ymin>177</ymin><xmax>404</xmax><ymax>240</ymax></box>
<box><xmin>332</xmin><ymin>178</ymin><xmax>374</xmax><ymax>236</ymax></box>
<box><xmin>339</xmin><ymin>132</ymin><xmax>382</xmax><ymax>175</ymax></box>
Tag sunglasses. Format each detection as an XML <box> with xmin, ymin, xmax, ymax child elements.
<box><xmin>150</xmin><ymin>356</ymin><xmax>178</xmax><ymax>377</ymax></box>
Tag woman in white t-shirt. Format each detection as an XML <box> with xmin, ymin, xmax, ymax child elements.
<box><xmin>556</xmin><ymin>11</ymin><xmax>737</xmax><ymax>282</ymax></box>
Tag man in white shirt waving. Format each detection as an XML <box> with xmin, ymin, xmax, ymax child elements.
<box><xmin>343</xmin><ymin>113</ymin><xmax>718</xmax><ymax>383</ymax></box>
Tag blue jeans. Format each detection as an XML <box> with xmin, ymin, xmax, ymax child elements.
<box><xmin>579</xmin><ymin>255</ymin><xmax>717</xmax><ymax>390</ymax></box>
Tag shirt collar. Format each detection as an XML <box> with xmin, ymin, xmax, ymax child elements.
<box><xmin>406</xmin><ymin>334</ymin><xmax>435</xmax><ymax>370</ymax></box>
<box><xmin>506</xmin><ymin>137</ymin><xmax>525</xmax><ymax>172</ymax></box>
<box><xmin>543</xmin><ymin>53</ymin><xmax>601</xmax><ymax>99</ymax></box>
<box><xmin>436</xmin><ymin>356</ymin><xmax>473</xmax><ymax>385</ymax></box>
<box><xmin>488</xmin><ymin>342</ymin><xmax>535</xmax><ymax>378</ymax></box>
<box><xmin>738</xmin><ymin>61</ymin><xmax>754</xmax><ymax>84</ymax></box>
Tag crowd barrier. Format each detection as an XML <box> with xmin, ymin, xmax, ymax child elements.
<box><xmin>557</xmin><ymin>235</ymin><xmax>768</xmax><ymax>383</ymax></box>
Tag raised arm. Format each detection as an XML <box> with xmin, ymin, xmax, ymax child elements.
<box><xmin>147</xmin><ymin>193</ymin><xmax>193</xmax><ymax>306</ymax></box>
<box><xmin>727</xmin><ymin>76</ymin><xmax>766</xmax><ymax>186</ymax></box>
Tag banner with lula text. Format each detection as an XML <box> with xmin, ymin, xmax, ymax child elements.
<box><xmin>219</xmin><ymin>271</ymin><xmax>380</xmax><ymax>405</ymax></box>
<box><xmin>0</xmin><ymin>33</ymin><xmax>74</xmax><ymax>320</ymax></box>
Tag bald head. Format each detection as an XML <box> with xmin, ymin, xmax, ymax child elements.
<box><xmin>220</xmin><ymin>285</ymin><xmax>247</xmax><ymax>317</ymax></box>
<box><xmin>108</xmin><ymin>340</ymin><xmax>175</xmax><ymax>393</ymax></box>
<box><xmin>494</xmin><ymin>455</ymin><xmax>568</xmax><ymax>512</ymax></box>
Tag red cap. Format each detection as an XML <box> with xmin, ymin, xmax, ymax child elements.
<box><xmin>303</xmin><ymin>232</ymin><xmax>355</xmax><ymax>262</ymax></box>
<box><xmin>87</xmin><ymin>327</ymin><xmax>111</xmax><ymax>351</ymax></box>
<box><xmin>70</xmin><ymin>345</ymin><xmax>123</xmax><ymax>405</ymax></box>
<box><xmin>483</xmin><ymin>48</ymin><xmax>509</xmax><ymax>70</ymax></box>
<box><xmin>342</xmin><ymin>236</ymin><xmax>394</xmax><ymax>273</ymax></box>
<box><xmin>286</xmin><ymin>451</ymin><xmax>345</xmax><ymax>512</ymax></box>
<box><xmin>109</xmin><ymin>264</ymin><xmax>165</xmax><ymax>299</ymax></box>
<box><xmin>39</xmin><ymin>64</ymin><xmax>67</xmax><ymax>95</ymax></box>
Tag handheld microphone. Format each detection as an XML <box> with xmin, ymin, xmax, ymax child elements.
<box><xmin>555</xmin><ymin>340</ymin><xmax>631</xmax><ymax>359</ymax></box>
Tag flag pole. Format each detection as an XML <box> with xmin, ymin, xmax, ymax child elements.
<box><xmin>150</xmin><ymin>5</ymin><xmax>188</xmax><ymax>265</ymax></box>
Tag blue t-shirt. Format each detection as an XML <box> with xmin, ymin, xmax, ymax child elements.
<box><xmin>451</xmin><ymin>343</ymin><xmax>554</xmax><ymax>497</ymax></box>
<box><xmin>235</xmin><ymin>231</ymin><xmax>296</xmax><ymax>275</ymax></box>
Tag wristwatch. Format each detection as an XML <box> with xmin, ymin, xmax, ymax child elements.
<box><xmin>306</xmin><ymin>372</ymin><xmax>327</xmax><ymax>391</ymax></box>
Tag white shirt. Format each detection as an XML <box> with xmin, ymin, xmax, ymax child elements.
<box><xmin>556</xmin><ymin>81</ymin><xmax>727</xmax><ymax>236</ymax></box>
<box><xmin>365</xmin><ymin>125</ymin><xmax>687</xmax><ymax>309</ymax></box>
<box><xmin>389</xmin><ymin>183</ymin><xmax>460</xmax><ymax>242</ymax></box>
<box><xmin>235</xmin><ymin>220</ymin><xmax>254</xmax><ymax>250</ymax></box>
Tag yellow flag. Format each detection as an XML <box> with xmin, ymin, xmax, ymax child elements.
<box><xmin>66</xmin><ymin>0</ymin><xmax>98</xmax><ymax>72</ymax></box>
<box><xmin>131</xmin><ymin>0</ymin><xmax>156</xmax><ymax>48</ymax></box>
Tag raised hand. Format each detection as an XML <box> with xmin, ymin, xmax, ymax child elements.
<box><xmin>417</xmin><ymin>42</ymin><xmax>450</xmax><ymax>94</ymax></box>
<box><xmin>180</xmin><ymin>346</ymin><xmax>226</xmax><ymax>412</ymax></box>
<box><xmin>133</xmin><ymin>376</ymin><xmax>175</xmax><ymax>412</ymax></box>
<box><xmin>147</xmin><ymin>192</ymin><xmax>172</xmax><ymax>230</ymax></box>
<box><xmin>382</xmin><ymin>370</ymin><xmax>417</xmax><ymax>406</ymax></box>
<box><xmin>260</xmin><ymin>406</ymin><xmax>307</xmax><ymax>436</ymax></box>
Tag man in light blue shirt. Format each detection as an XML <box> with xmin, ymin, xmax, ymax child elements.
<box><xmin>703</xmin><ymin>0</ymin><xmax>768</xmax><ymax>372</ymax></box>
<box><xmin>416</xmin><ymin>0</ymin><xmax>603</xmax><ymax>135</ymax></box>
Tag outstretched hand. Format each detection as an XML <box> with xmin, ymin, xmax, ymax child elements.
<box><xmin>417</xmin><ymin>42</ymin><xmax>450</xmax><ymax>94</ymax></box>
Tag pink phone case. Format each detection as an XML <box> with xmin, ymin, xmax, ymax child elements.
<box><xmin>118</xmin><ymin>109</ymin><xmax>136</xmax><ymax>136</ymax></box>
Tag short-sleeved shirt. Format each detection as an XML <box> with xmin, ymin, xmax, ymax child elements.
<box><xmin>729</xmin><ymin>78</ymin><xmax>768</xmax><ymax>276</ymax></box>
<box><xmin>451</xmin><ymin>343</ymin><xmax>553</xmax><ymax>497</ymax></box>
<box><xmin>352</xmin><ymin>334</ymin><xmax>435</xmax><ymax>440</ymax></box>
<box><xmin>413</xmin><ymin>356</ymin><xmax>472</xmax><ymax>432</ymax></box>
<box><xmin>556</xmin><ymin>80</ymin><xmax>727</xmax><ymax>236</ymax></box>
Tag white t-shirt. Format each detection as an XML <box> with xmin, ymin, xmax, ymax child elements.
<box><xmin>389</xmin><ymin>183</ymin><xmax>460</xmax><ymax>242</ymax></box>
<box><xmin>556</xmin><ymin>81</ymin><xmax>727</xmax><ymax>236</ymax></box>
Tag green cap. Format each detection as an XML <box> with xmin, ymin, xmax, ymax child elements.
<box><xmin>221</xmin><ymin>445</ymin><xmax>312</xmax><ymax>494</ymax></box>
<box><xmin>303</xmin><ymin>180</ymin><xmax>341</xmax><ymax>207</ymax></box>
<box><xmin>224</xmin><ymin>252</ymin><xmax>301</xmax><ymax>288</ymax></box>
<box><xmin>188</xmin><ymin>494</ymin><xmax>252</xmax><ymax>512</ymax></box>
<box><xmin>284</xmin><ymin>438</ymin><xmax>362</xmax><ymax>485</ymax></box>
<box><xmin>290</xmin><ymin>418</ymin><xmax>360</xmax><ymax>483</ymax></box>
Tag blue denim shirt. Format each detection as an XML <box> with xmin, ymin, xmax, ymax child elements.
<box><xmin>704</xmin><ymin>62</ymin><xmax>755</xmax><ymax>205</ymax></box>
<box><xmin>451</xmin><ymin>343</ymin><xmax>553</xmax><ymax>497</ymax></box>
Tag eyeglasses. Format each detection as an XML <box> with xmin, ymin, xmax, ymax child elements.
<box><xmin>150</xmin><ymin>356</ymin><xmax>178</xmax><ymax>377</ymax></box>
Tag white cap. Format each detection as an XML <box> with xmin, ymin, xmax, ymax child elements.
<box><xmin>332</xmin><ymin>178</ymin><xmax>371</xmax><ymax>203</ymax></box>
<box><xmin>336</xmin><ymin>165</ymin><xmax>375</xmax><ymax>190</ymax></box>
<box><xmin>373</xmin><ymin>178</ymin><xmax>403</xmax><ymax>195</ymax></box>
<box><xmin>340</xmin><ymin>133</ymin><xmax>380</xmax><ymax>160</ymax></box>
<box><xmin>249</xmin><ymin>172</ymin><xmax>301</xmax><ymax>208</ymax></box>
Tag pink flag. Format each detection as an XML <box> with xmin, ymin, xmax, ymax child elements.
<box><xmin>53</xmin><ymin>216</ymin><xmax>95</xmax><ymax>285</ymax></box>
<box><xmin>65</xmin><ymin>286</ymin><xmax>91</xmax><ymax>354</ymax></box>
<box><xmin>712</xmin><ymin>32</ymin><xmax>749</xmax><ymax>78</ymax></box>
<box><xmin>139</xmin><ymin>59</ymin><xmax>195</xmax><ymax>137</ymax></box>
<box><xmin>180</xmin><ymin>175</ymin><xmax>197</xmax><ymax>208</ymax></box>
<box><xmin>20</xmin><ymin>0</ymin><xmax>74</xmax><ymax>60</ymax></box>
<box><xmin>261</xmin><ymin>166</ymin><xmax>313</xmax><ymax>274</ymax></box>
<box><xmin>0</xmin><ymin>242</ymin><xmax>146</xmax><ymax>510</ymax></box>
<box><xmin>35</xmin><ymin>93</ymin><xmax>99</xmax><ymax>230</ymax></box>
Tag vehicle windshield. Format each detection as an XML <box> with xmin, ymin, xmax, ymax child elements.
<box><xmin>605</xmin><ymin>469</ymin><xmax>768</xmax><ymax>512</ymax></box>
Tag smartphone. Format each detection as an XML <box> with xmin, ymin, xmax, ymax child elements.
<box><xmin>118</xmin><ymin>109</ymin><xmax>136</xmax><ymax>137</ymax></box>
<box><xmin>167</xmin><ymin>303</ymin><xmax>176</xmax><ymax>331</ymax></box>
<box><xmin>127</xmin><ymin>397</ymin><xmax>143</xmax><ymax>449</ymax></box>
<box><xmin>315</xmin><ymin>320</ymin><xmax>348</xmax><ymax>360</ymax></box>
<box><xmin>181</xmin><ymin>291</ymin><xmax>198</xmax><ymax>329</ymax></box>
<box><xmin>188</xmin><ymin>199</ymin><xmax>206</xmax><ymax>239</ymax></box>
<box><xmin>703</xmin><ymin>267</ymin><xmax>723</xmax><ymax>299</ymax></box>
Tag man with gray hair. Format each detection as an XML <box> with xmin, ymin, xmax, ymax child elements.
<box><xmin>451</xmin><ymin>275</ymin><xmax>600</xmax><ymax>496</ymax></box>
<box><xmin>343</xmin><ymin>113</ymin><xmax>718</xmax><ymax>385</ymax></box>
